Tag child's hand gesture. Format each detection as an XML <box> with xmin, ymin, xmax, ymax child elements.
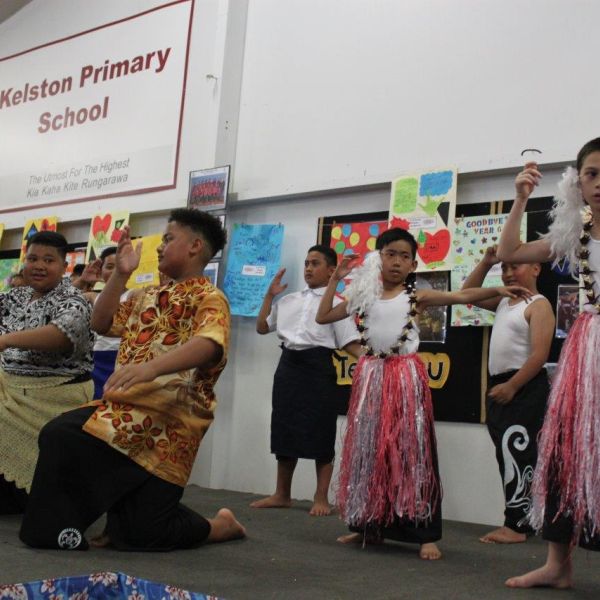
<box><xmin>515</xmin><ymin>161</ymin><xmax>541</xmax><ymax>202</ymax></box>
<box><xmin>267</xmin><ymin>268</ymin><xmax>288</xmax><ymax>297</ymax></box>
<box><xmin>488</xmin><ymin>381</ymin><xmax>517</xmax><ymax>405</ymax></box>
<box><xmin>481</xmin><ymin>246</ymin><xmax>500</xmax><ymax>267</ymax></box>
<box><xmin>116</xmin><ymin>225</ymin><xmax>142</xmax><ymax>276</ymax></box>
<box><xmin>333</xmin><ymin>254</ymin><xmax>360</xmax><ymax>281</ymax></box>
<box><xmin>496</xmin><ymin>285</ymin><xmax>533</xmax><ymax>301</ymax></box>
<box><xmin>79</xmin><ymin>259</ymin><xmax>103</xmax><ymax>285</ymax></box>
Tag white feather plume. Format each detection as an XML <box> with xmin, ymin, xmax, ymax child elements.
<box><xmin>541</xmin><ymin>166</ymin><xmax>586</xmax><ymax>276</ymax></box>
<box><xmin>343</xmin><ymin>251</ymin><xmax>383</xmax><ymax>314</ymax></box>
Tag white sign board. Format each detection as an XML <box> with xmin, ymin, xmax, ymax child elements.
<box><xmin>0</xmin><ymin>0</ymin><xmax>193</xmax><ymax>213</ymax></box>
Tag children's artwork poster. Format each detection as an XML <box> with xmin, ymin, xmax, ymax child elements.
<box><xmin>85</xmin><ymin>212</ymin><xmax>129</xmax><ymax>263</ymax></box>
<box><xmin>205</xmin><ymin>262</ymin><xmax>220</xmax><ymax>286</ymax></box>
<box><xmin>0</xmin><ymin>258</ymin><xmax>20</xmax><ymax>291</ymax></box>
<box><xmin>416</xmin><ymin>272</ymin><xmax>448</xmax><ymax>343</ymax></box>
<box><xmin>188</xmin><ymin>166</ymin><xmax>230</xmax><ymax>212</ymax></box>
<box><xmin>0</xmin><ymin>224</ymin><xmax>4</xmax><ymax>247</ymax></box>
<box><xmin>65</xmin><ymin>249</ymin><xmax>86</xmax><ymax>275</ymax></box>
<box><xmin>388</xmin><ymin>168</ymin><xmax>457</xmax><ymax>272</ymax></box>
<box><xmin>129</xmin><ymin>234</ymin><xmax>162</xmax><ymax>289</ymax></box>
<box><xmin>223</xmin><ymin>223</ymin><xmax>284</xmax><ymax>317</ymax></box>
<box><xmin>450</xmin><ymin>213</ymin><xmax>528</xmax><ymax>326</ymax></box>
<box><xmin>555</xmin><ymin>284</ymin><xmax>580</xmax><ymax>339</ymax></box>
<box><xmin>329</xmin><ymin>219</ymin><xmax>388</xmax><ymax>294</ymax></box>
<box><xmin>19</xmin><ymin>216</ymin><xmax>58</xmax><ymax>263</ymax></box>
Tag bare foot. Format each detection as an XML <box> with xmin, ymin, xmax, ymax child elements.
<box><xmin>309</xmin><ymin>497</ymin><xmax>332</xmax><ymax>516</ymax></box>
<box><xmin>250</xmin><ymin>494</ymin><xmax>292</xmax><ymax>509</ymax></box>
<box><xmin>505</xmin><ymin>562</ymin><xmax>572</xmax><ymax>589</ymax></box>
<box><xmin>207</xmin><ymin>508</ymin><xmax>246</xmax><ymax>543</ymax></box>
<box><xmin>337</xmin><ymin>532</ymin><xmax>383</xmax><ymax>545</ymax></box>
<box><xmin>479</xmin><ymin>526</ymin><xmax>527</xmax><ymax>544</ymax></box>
<box><xmin>89</xmin><ymin>533</ymin><xmax>111</xmax><ymax>548</ymax></box>
<box><xmin>420</xmin><ymin>542</ymin><xmax>442</xmax><ymax>560</ymax></box>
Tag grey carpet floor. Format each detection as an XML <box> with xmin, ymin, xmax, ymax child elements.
<box><xmin>1</xmin><ymin>485</ymin><xmax>599</xmax><ymax>599</ymax></box>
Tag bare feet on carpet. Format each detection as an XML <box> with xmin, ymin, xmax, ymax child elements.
<box><xmin>207</xmin><ymin>508</ymin><xmax>246</xmax><ymax>543</ymax></box>
<box><xmin>479</xmin><ymin>526</ymin><xmax>527</xmax><ymax>544</ymax></box>
<box><xmin>336</xmin><ymin>532</ymin><xmax>383</xmax><ymax>545</ymax></box>
<box><xmin>89</xmin><ymin>532</ymin><xmax>111</xmax><ymax>548</ymax></box>
<box><xmin>419</xmin><ymin>542</ymin><xmax>442</xmax><ymax>560</ymax></box>
<box><xmin>249</xmin><ymin>494</ymin><xmax>292</xmax><ymax>509</ymax></box>
<box><xmin>309</xmin><ymin>494</ymin><xmax>332</xmax><ymax>516</ymax></box>
<box><xmin>505</xmin><ymin>562</ymin><xmax>573</xmax><ymax>589</ymax></box>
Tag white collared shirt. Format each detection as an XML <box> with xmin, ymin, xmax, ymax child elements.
<box><xmin>266</xmin><ymin>286</ymin><xmax>359</xmax><ymax>350</ymax></box>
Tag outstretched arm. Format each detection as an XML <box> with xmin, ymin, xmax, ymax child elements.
<box><xmin>417</xmin><ymin>285</ymin><xmax>533</xmax><ymax>310</ymax></box>
<box><xmin>91</xmin><ymin>226</ymin><xmax>141</xmax><ymax>334</ymax></box>
<box><xmin>0</xmin><ymin>325</ymin><xmax>72</xmax><ymax>353</ymax></box>
<box><xmin>497</xmin><ymin>162</ymin><xmax>553</xmax><ymax>263</ymax></box>
<box><xmin>104</xmin><ymin>336</ymin><xmax>222</xmax><ymax>393</ymax></box>
<box><xmin>256</xmin><ymin>268</ymin><xmax>287</xmax><ymax>334</ymax></box>
<box><xmin>315</xmin><ymin>255</ymin><xmax>358</xmax><ymax>324</ymax></box>
<box><xmin>488</xmin><ymin>299</ymin><xmax>555</xmax><ymax>404</ymax></box>
<box><xmin>460</xmin><ymin>246</ymin><xmax>502</xmax><ymax>312</ymax></box>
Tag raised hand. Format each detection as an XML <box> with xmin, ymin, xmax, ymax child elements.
<box><xmin>79</xmin><ymin>259</ymin><xmax>102</xmax><ymax>285</ymax></box>
<box><xmin>268</xmin><ymin>268</ymin><xmax>288</xmax><ymax>297</ymax></box>
<box><xmin>482</xmin><ymin>245</ymin><xmax>500</xmax><ymax>267</ymax></box>
<box><xmin>333</xmin><ymin>253</ymin><xmax>360</xmax><ymax>281</ymax></box>
<box><xmin>515</xmin><ymin>161</ymin><xmax>542</xmax><ymax>201</ymax></box>
<box><xmin>116</xmin><ymin>225</ymin><xmax>142</xmax><ymax>276</ymax></box>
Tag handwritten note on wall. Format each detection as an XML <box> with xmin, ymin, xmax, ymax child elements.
<box><xmin>223</xmin><ymin>223</ymin><xmax>284</xmax><ymax>316</ymax></box>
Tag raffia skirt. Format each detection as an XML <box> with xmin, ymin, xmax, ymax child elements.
<box><xmin>0</xmin><ymin>371</ymin><xmax>93</xmax><ymax>491</ymax></box>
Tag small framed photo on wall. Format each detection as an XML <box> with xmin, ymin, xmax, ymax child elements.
<box><xmin>188</xmin><ymin>165</ymin><xmax>230</xmax><ymax>212</ymax></box>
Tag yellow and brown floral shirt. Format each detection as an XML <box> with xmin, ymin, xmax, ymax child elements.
<box><xmin>83</xmin><ymin>276</ymin><xmax>230</xmax><ymax>487</ymax></box>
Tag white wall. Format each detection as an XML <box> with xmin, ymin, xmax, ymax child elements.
<box><xmin>0</xmin><ymin>0</ymin><xmax>580</xmax><ymax>526</ymax></box>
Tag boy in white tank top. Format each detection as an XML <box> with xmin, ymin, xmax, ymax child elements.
<box><xmin>462</xmin><ymin>246</ymin><xmax>554</xmax><ymax>544</ymax></box>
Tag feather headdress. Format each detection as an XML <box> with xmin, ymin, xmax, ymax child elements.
<box><xmin>541</xmin><ymin>166</ymin><xmax>587</xmax><ymax>277</ymax></box>
<box><xmin>343</xmin><ymin>251</ymin><xmax>383</xmax><ymax>314</ymax></box>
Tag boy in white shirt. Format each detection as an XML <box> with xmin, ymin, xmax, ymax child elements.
<box><xmin>251</xmin><ymin>245</ymin><xmax>360</xmax><ymax>516</ymax></box>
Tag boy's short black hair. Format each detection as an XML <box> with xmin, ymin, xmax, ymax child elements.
<box><xmin>375</xmin><ymin>227</ymin><xmax>417</xmax><ymax>259</ymax></box>
<box><xmin>26</xmin><ymin>231</ymin><xmax>68</xmax><ymax>260</ymax></box>
<box><xmin>71</xmin><ymin>263</ymin><xmax>86</xmax><ymax>276</ymax></box>
<box><xmin>307</xmin><ymin>244</ymin><xmax>337</xmax><ymax>267</ymax></box>
<box><xmin>99</xmin><ymin>246</ymin><xmax>117</xmax><ymax>263</ymax></box>
<box><xmin>168</xmin><ymin>208</ymin><xmax>226</xmax><ymax>260</ymax></box>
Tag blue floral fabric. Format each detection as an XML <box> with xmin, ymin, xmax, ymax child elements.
<box><xmin>0</xmin><ymin>572</ymin><xmax>221</xmax><ymax>600</ymax></box>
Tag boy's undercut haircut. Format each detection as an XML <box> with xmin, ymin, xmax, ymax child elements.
<box><xmin>169</xmin><ymin>208</ymin><xmax>227</xmax><ymax>260</ymax></box>
<box><xmin>26</xmin><ymin>231</ymin><xmax>68</xmax><ymax>260</ymax></box>
<box><xmin>576</xmin><ymin>137</ymin><xmax>600</xmax><ymax>172</ymax></box>
<box><xmin>376</xmin><ymin>227</ymin><xmax>418</xmax><ymax>259</ymax></box>
<box><xmin>308</xmin><ymin>244</ymin><xmax>337</xmax><ymax>267</ymax></box>
<box><xmin>100</xmin><ymin>246</ymin><xmax>117</xmax><ymax>263</ymax></box>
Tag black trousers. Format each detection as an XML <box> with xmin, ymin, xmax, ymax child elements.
<box><xmin>0</xmin><ymin>476</ymin><xmax>28</xmax><ymax>514</ymax></box>
<box><xmin>20</xmin><ymin>406</ymin><xmax>211</xmax><ymax>551</ymax></box>
<box><xmin>486</xmin><ymin>369</ymin><xmax>548</xmax><ymax>533</ymax></box>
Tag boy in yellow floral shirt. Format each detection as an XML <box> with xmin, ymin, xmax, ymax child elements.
<box><xmin>20</xmin><ymin>209</ymin><xmax>245</xmax><ymax>551</ymax></box>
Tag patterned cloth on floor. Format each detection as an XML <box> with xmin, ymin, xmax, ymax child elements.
<box><xmin>0</xmin><ymin>572</ymin><xmax>220</xmax><ymax>599</ymax></box>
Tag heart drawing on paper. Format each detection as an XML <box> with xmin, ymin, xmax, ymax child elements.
<box><xmin>417</xmin><ymin>229</ymin><xmax>450</xmax><ymax>265</ymax></box>
<box><xmin>92</xmin><ymin>214</ymin><xmax>112</xmax><ymax>237</ymax></box>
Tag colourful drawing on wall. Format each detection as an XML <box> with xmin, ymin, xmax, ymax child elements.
<box><xmin>205</xmin><ymin>262</ymin><xmax>220</xmax><ymax>286</ymax></box>
<box><xmin>388</xmin><ymin>168</ymin><xmax>457</xmax><ymax>272</ymax></box>
<box><xmin>20</xmin><ymin>217</ymin><xmax>58</xmax><ymax>263</ymax></box>
<box><xmin>129</xmin><ymin>233</ymin><xmax>162</xmax><ymax>289</ymax></box>
<box><xmin>223</xmin><ymin>223</ymin><xmax>284</xmax><ymax>317</ymax></box>
<box><xmin>450</xmin><ymin>213</ymin><xmax>527</xmax><ymax>326</ymax></box>
<box><xmin>0</xmin><ymin>258</ymin><xmax>20</xmax><ymax>291</ymax></box>
<box><xmin>85</xmin><ymin>211</ymin><xmax>129</xmax><ymax>262</ymax></box>
<box><xmin>65</xmin><ymin>249</ymin><xmax>86</xmax><ymax>275</ymax></box>
<box><xmin>329</xmin><ymin>220</ymin><xmax>388</xmax><ymax>294</ymax></box>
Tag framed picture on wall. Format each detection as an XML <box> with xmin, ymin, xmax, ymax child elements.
<box><xmin>188</xmin><ymin>165</ymin><xmax>230</xmax><ymax>212</ymax></box>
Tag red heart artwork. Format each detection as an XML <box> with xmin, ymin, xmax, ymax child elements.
<box><xmin>92</xmin><ymin>214</ymin><xmax>112</xmax><ymax>236</ymax></box>
<box><xmin>417</xmin><ymin>229</ymin><xmax>450</xmax><ymax>265</ymax></box>
<box><xmin>390</xmin><ymin>216</ymin><xmax>410</xmax><ymax>230</ymax></box>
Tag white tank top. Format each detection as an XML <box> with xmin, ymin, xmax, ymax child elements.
<box><xmin>488</xmin><ymin>294</ymin><xmax>545</xmax><ymax>375</ymax></box>
<box><xmin>363</xmin><ymin>291</ymin><xmax>420</xmax><ymax>355</ymax></box>
<box><xmin>582</xmin><ymin>237</ymin><xmax>600</xmax><ymax>313</ymax></box>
